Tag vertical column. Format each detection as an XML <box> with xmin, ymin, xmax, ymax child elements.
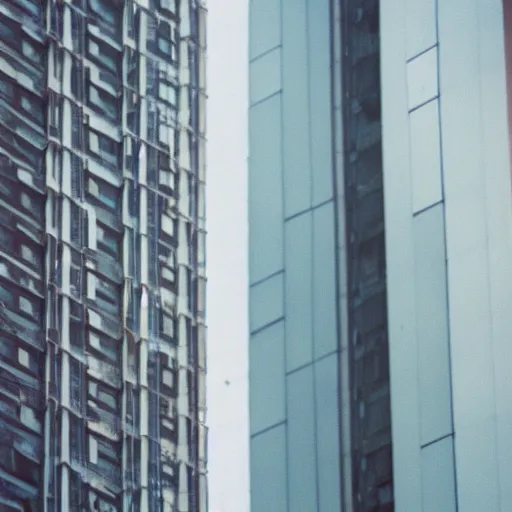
<box><xmin>439</xmin><ymin>0</ymin><xmax>512</xmax><ymax>510</ymax></box>
<box><xmin>381</xmin><ymin>0</ymin><xmax>455</xmax><ymax>509</ymax></box>
<box><xmin>248</xmin><ymin>0</ymin><xmax>286</xmax><ymax>509</ymax></box>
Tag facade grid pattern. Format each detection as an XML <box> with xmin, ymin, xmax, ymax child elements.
<box><xmin>0</xmin><ymin>0</ymin><xmax>207</xmax><ymax>510</ymax></box>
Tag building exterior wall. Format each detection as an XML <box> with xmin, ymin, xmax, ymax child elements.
<box><xmin>0</xmin><ymin>0</ymin><xmax>207</xmax><ymax>510</ymax></box>
<box><xmin>248</xmin><ymin>0</ymin><xmax>341</xmax><ymax>511</ymax></box>
<box><xmin>381</xmin><ymin>0</ymin><xmax>512</xmax><ymax>511</ymax></box>
<box><xmin>248</xmin><ymin>0</ymin><xmax>393</xmax><ymax>511</ymax></box>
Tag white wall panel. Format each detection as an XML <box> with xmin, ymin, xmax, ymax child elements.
<box><xmin>439</xmin><ymin>0</ymin><xmax>500</xmax><ymax>509</ymax></box>
<box><xmin>477</xmin><ymin>1</ymin><xmax>512</xmax><ymax>508</ymax></box>
<box><xmin>405</xmin><ymin>0</ymin><xmax>437</xmax><ymax>59</ymax></box>
<box><xmin>406</xmin><ymin>46</ymin><xmax>438</xmax><ymax>110</ymax></box>
<box><xmin>380</xmin><ymin>0</ymin><xmax>423</xmax><ymax>508</ymax></box>
<box><xmin>421</xmin><ymin>437</ymin><xmax>457</xmax><ymax>512</ymax></box>
<box><xmin>409</xmin><ymin>100</ymin><xmax>443</xmax><ymax>213</ymax></box>
<box><xmin>413</xmin><ymin>205</ymin><xmax>452</xmax><ymax>445</ymax></box>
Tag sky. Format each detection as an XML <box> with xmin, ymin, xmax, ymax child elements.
<box><xmin>205</xmin><ymin>1</ymin><xmax>250</xmax><ymax>511</ymax></box>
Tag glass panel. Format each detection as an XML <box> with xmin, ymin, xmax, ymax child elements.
<box><xmin>315</xmin><ymin>354</ymin><xmax>341</xmax><ymax>512</ymax></box>
<box><xmin>282</xmin><ymin>0</ymin><xmax>311</xmax><ymax>217</ymax></box>
<box><xmin>409</xmin><ymin>99</ymin><xmax>443</xmax><ymax>212</ymax></box>
<box><xmin>313</xmin><ymin>202</ymin><xmax>337</xmax><ymax>358</ymax></box>
<box><xmin>250</xmin><ymin>321</ymin><xmax>285</xmax><ymax>434</ymax></box>
<box><xmin>249</xmin><ymin>47</ymin><xmax>281</xmax><ymax>105</ymax></box>
<box><xmin>286</xmin><ymin>364</ymin><xmax>316</xmax><ymax>512</ymax></box>
<box><xmin>249</xmin><ymin>95</ymin><xmax>284</xmax><ymax>283</ymax></box>
<box><xmin>249</xmin><ymin>0</ymin><xmax>281</xmax><ymax>59</ymax></box>
<box><xmin>406</xmin><ymin>46</ymin><xmax>438</xmax><ymax>110</ymax></box>
<box><xmin>284</xmin><ymin>211</ymin><xmax>313</xmax><ymax>372</ymax></box>
<box><xmin>308</xmin><ymin>0</ymin><xmax>333</xmax><ymax>205</ymax></box>
<box><xmin>250</xmin><ymin>424</ymin><xmax>287</xmax><ymax>512</ymax></box>
<box><xmin>413</xmin><ymin>204</ymin><xmax>452</xmax><ymax>445</ymax></box>
<box><xmin>249</xmin><ymin>272</ymin><xmax>284</xmax><ymax>332</ymax></box>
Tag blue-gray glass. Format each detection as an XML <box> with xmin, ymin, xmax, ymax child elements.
<box><xmin>286</xmin><ymin>364</ymin><xmax>317</xmax><ymax>512</ymax></box>
<box><xmin>315</xmin><ymin>354</ymin><xmax>342</xmax><ymax>512</ymax></box>
<box><xmin>282</xmin><ymin>0</ymin><xmax>311</xmax><ymax>217</ymax></box>
<box><xmin>249</xmin><ymin>94</ymin><xmax>284</xmax><ymax>284</ymax></box>
<box><xmin>249</xmin><ymin>0</ymin><xmax>281</xmax><ymax>59</ymax></box>
<box><xmin>251</xmin><ymin>425</ymin><xmax>288</xmax><ymax>512</ymax></box>
<box><xmin>249</xmin><ymin>47</ymin><xmax>281</xmax><ymax>105</ymax></box>
<box><xmin>250</xmin><ymin>321</ymin><xmax>286</xmax><ymax>434</ymax></box>
<box><xmin>308</xmin><ymin>0</ymin><xmax>334</xmax><ymax>206</ymax></box>
<box><xmin>313</xmin><ymin>202</ymin><xmax>337</xmax><ymax>359</ymax></box>
<box><xmin>284</xmin><ymin>211</ymin><xmax>313</xmax><ymax>372</ymax></box>
<box><xmin>249</xmin><ymin>272</ymin><xmax>284</xmax><ymax>333</ymax></box>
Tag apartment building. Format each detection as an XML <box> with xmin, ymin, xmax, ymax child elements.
<box><xmin>0</xmin><ymin>0</ymin><xmax>207</xmax><ymax>510</ymax></box>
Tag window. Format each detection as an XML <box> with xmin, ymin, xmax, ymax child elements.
<box><xmin>0</xmin><ymin>19</ymin><xmax>15</xmax><ymax>42</ymax></box>
<box><xmin>49</xmin><ymin>92</ymin><xmax>60</xmax><ymax>132</ymax></box>
<box><xmin>162</xmin><ymin>368</ymin><xmax>174</xmax><ymax>387</ymax></box>
<box><xmin>98</xmin><ymin>389</ymin><xmax>116</xmax><ymax>410</ymax></box>
<box><xmin>161</xmin><ymin>312</ymin><xmax>175</xmax><ymax>339</ymax></box>
<box><xmin>158</xmin><ymin>80</ymin><xmax>177</xmax><ymax>106</ymax></box>
<box><xmin>89</xmin><ymin>85</ymin><xmax>117</xmax><ymax>121</ymax></box>
<box><xmin>20</xmin><ymin>405</ymin><xmax>41</xmax><ymax>433</ymax></box>
<box><xmin>155</xmin><ymin>22</ymin><xmax>177</xmax><ymax>61</ymax></box>
<box><xmin>21</xmin><ymin>245</ymin><xmax>37</xmax><ymax>264</ymax></box>
<box><xmin>19</xmin><ymin>296</ymin><xmax>35</xmax><ymax>317</ymax></box>
<box><xmin>0</xmin><ymin>73</ymin><xmax>13</xmax><ymax>101</ymax></box>
<box><xmin>21</xmin><ymin>95</ymin><xmax>43</xmax><ymax>123</ymax></box>
<box><xmin>20</xmin><ymin>193</ymin><xmax>31</xmax><ymax>210</ymax></box>
<box><xmin>89</xmin><ymin>130</ymin><xmax>119</xmax><ymax>167</ymax></box>
<box><xmin>89</xmin><ymin>40</ymin><xmax>99</xmax><ymax>56</ymax></box>
<box><xmin>162</xmin><ymin>266</ymin><xmax>176</xmax><ymax>284</ymax></box>
<box><xmin>18</xmin><ymin>348</ymin><xmax>29</xmax><ymax>367</ymax></box>
<box><xmin>159</xmin><ymin>0</ymin><xmax>176</xmax><ymax>12</ymax></box>
<box><xmin>87</xmin><ymin>178</ymin><xmax>119</xmax><ymax>210</ymax></box>
<box><xmin>89</xmin><ymin>0</ymin><xmax>116</xmax><ymax>26</ymax></box>
<box><xmin>87</xmin><ymin>37</ymin><xmax>118</xmax><ymax>73</ymax></box>
<box><xmin>53</xmin><ymin>47</ymin><xmax>63</xmax><ymax>79</ymax></box>
<box><xmin>89</xmin><ymin>436</ymin><xmax>98</xmax><ymax>464</ymax></box>
<box><xmin>71</xmin><ymin>9</ymin><xmax>84</xmax><ymax>53</ymax></box>
<box><xmin>158</xmin><ymin>36</ymin><xmax>171</xmax><ymax>55</ymax></box>
<box><xmin>22</xmin><ymin>40</ymin><xmax>42</xmax><ymax>64</ymax></box>
<box><xmin>88</xmin><ymin>330</ymin><xmax>118</xmax><ymax>363</ymax></box>
<box><xmin>0</xmin><ymin>284</ymin><xmax>13</xmax><ymax>306</ymax></box>
<box><xmin>96</xmin><ymin>225</ymin><xmax>120</xmax><ymax>257</ymax></box>
<box><xmin>162</xmin><ymin>214</ymin><xmax>176</xmax><ymax>237</ymax></box>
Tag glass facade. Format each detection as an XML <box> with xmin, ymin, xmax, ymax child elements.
<box><xmin>0</xmin><ymin>0</ymin><xmax>207</xmax><ymax>510</ymax></box>
<box><xmin>251</xmin><ymin>1</ymin><xmax>512</xmax><ymax>512</ymax></box>
<box><xmin>248</xmin><ymin>0</ymin><xmax>392</xmax><ymax>511</ymax></box>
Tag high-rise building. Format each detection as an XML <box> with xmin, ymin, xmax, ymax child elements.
<box><xmin>0</xmin><ymin>1</ymin><xmax>207</xmax><ymax>511</ymax></box>
<box><xmin>248</xmin><ymin>1</ymin><xmax>512</xmax><ymax>511</ymax></box>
